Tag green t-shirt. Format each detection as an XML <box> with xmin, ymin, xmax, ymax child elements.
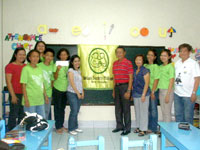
<box><xmin>53</xmin><ymin>66</ymin><xmax>68</xmax><ymax>92</ymax></box>
<box><xmin>20</xmin><ymin>64</ymin><xmax>44</xmax><ymax>106</ymax></box>
<box><xmin>158</xmin><ymin>63</ymin><xmax>175</xmax><ymax>89</ymax></box>
<box><xmin>38</xmin><ymin>62</ymin><xmax>54</xmax><ymax>97</ymax></box>
<box><xmin>144</xmin><ymin>64</ymin><xmax>159</xmax><ymax>91</ymax></box>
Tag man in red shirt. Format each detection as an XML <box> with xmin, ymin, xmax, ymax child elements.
<box><xmin>112</xmin><ymin>46</ymin><xmax>133</xmax><ymax>135</ymax></box>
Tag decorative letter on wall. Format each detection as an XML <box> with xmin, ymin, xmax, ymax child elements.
<box><xmin>72</xmin><ymin>26</ymin><xmax>82</xmax><ymax>36</ymax></box>
<box><xmin>130</xmin><ymin>27</ymin><xmax>140</xmax><ymax>37</ymax></box>
<box><xmin>158</xmin><ymin>28</ymin><xmax>167</xmax><ymax>38</ymax></box>
<box><xmin>37</xmin><ymin>25</ymin><xmax>48</xmax><ymax>34</ymax></box>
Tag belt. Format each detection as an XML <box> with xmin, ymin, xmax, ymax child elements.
<box><xmin>116</xmin><ymin>82</ymin><xmax>128</xmax><ymax>86</ymax></box>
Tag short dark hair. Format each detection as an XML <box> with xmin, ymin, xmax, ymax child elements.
<box><xmin>9</xmin><ymin>47</ymin><xmax>26</xmax><ymax>64</ymax></box>
<box><xmin>27</xmin><ymin>49</ymin><xmax>40</xmax><ymax>63</ymax></box>
<box><xmin>116</xmin><ymin>46</ymin><xmax>126</xmax><ymax>52</ymax></box>
<box><xmin>69</xmin><ymin>55</ymin><xmax>80</xmax><ymax>70</ymax></box>
<box><xmin>134</xmin><ymin>54</ymin><xmax>145</xmax><ymax>65</ymax></box>
<box><xmin>34</xmin><ymin>41</ymin><xmax>46</xmax><ymax>51</ymax></box>
<box><xmin>44</xmin><ymin>48</ymin><xmax>55</xmax><ymax>56</ymax></box>
<box><xmin>56</xmin><ymin>48</ymin><xmax>70</xmax><ymax>60</ymax></box>
<box><xmin>146</xmin><ymin>49</ymin><xmax>158</xmax><ymax>64</ymax></box>
<box><xmin>178</xmin><ymin>43</ymin><xmax>193</xmax><ymax>52</ymax></box>
<box><xmin>160</xmin><ymin>49</ymin><xmax>172</xmax><ymax>64</ymax></box>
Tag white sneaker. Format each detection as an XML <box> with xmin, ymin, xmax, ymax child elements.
<box><xmin>75</xmin><ymin>129</ymin><xmax>83</xmax><ymax>133</ymax></box>
<box><xmin>69</xmin><ymin>131</ymin><xmax>78</xmax><ymax>135</ymax></box>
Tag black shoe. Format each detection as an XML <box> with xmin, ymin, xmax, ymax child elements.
<box><xmin>121</xmin><ymin>130</ymin><xmax>130</xmax><ymax>136</ymax></box>
<box><xmin>112</xmin><ymin>128</ymin><xmax>123</xmax><ymax>133</ymax></box>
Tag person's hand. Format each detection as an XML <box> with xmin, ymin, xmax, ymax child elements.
<box><xmin>141</xmin><ymin>95</ymin><xmax>145</xmax><ymax>102</ymax></box>
<box><xmin>45</xmin><ymin>96</ymin><xmax>49</xmax><ymax>104</ymax></box>
<box><xmin>112</xmin><ymin>90</ymin><xmax>115</xmax><ymax>99</ymax></box>
<box><xmin>165</xmin><ymin>94</ymin><xmax>170</xmax><ymax>103</ymax></box>
<box><xmin>57</xmin><ymin>65</ymin><xmax>62</xmax><ymax>70</ymax></box>
<box><xmin>124</xmin><ymin>92</ymin><xmax>131</xmax><ymax>100</ymax></box>
<box><xmin>11</xmin><ymin>95</ymin><xmax>18</xmax><ymax>104</ymax></box>
<box><xmin>81</xmin><ymin>92</ymin><xmax>84</xmax><ymax>99</ymax></box>
<box><xmin>24</xmin><ymin>100</ymin><xmax>30</xmax><ymax>107</ymax></box>
<box><xmin>150</xmin><ymin>93</ymin><xmax>156</xmax><ymax>100</ymax></box>
<box><xmin>191</xmin><ymin>94</ymin><xmax>197</xmax><ymax>102</ymax></box>
<box><xmin>77</xmin><ymin>93</ymin><xmax>82</xmax><ymax>99</ymax></box>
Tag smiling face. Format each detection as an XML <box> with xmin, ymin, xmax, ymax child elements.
<box><xmin>59</xmin><ymin>51</ymin><xmax>69</xmax><ymax>61</ymax></box>
<box><xmin>179</xmin><ymin>47</ymin><xmax>190</xmax><ymax>61</ymax></box>
<box><xmin>36</xmin><ymin>42</ymin><xmax>45</xmax><ymax>54</ymax></box>
<box><xmin>147</xmin><ymin>51</ymin><xmax>156</xmax><ymax>64</ymax></box>
<box><xmin>116</xmin><ymin>48</ymin><xmax>126</xmax><ymax>60</ymax></box>
<box><xmin>15</xmin><ymin>50</ymin><xmax>26</xmax><ymax>63</ymax></box>
<box><xmin>29</xmin><ymin>51</ymin><xmax>40</xmax><ymax>65</ymax></box>
<box><xmin>44</xmin><ymin>52</ymin><xmax>54</xmax><ymax>63</ymax></box>
<box><xmin>135</xmin><ymin>56</ymin><xmax>144</xmax><ymax>67</ymax></box>
<box><xmin>160</xmin><ymin>51</ymin><xmax>170</xmax><ymax>64</ymax></box>
<box><xmin>72</xmin><ymin>57</ymin><xmax>80</xmax><ymax>69</ymax></box>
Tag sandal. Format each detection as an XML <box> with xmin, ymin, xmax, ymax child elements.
<box><xmin>133</xmin><ymin>128</ymin><xmax>141</xmax><ymax>133</ymax></box>
<box><xmin>138</xmin><ymin>131</ymin><xmax>146</xmax><ymax>136</ymax></box>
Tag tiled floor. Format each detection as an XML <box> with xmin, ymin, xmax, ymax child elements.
<box><xmin>52</xmin><ymin>128</ymin><xmax>163</xmax><ymax>150</ymax></box>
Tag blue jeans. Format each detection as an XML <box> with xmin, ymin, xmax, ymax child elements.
<box><xmin>174</xmin><ymin>93</ymin><xmax>195</xmax><ymax>124</ymax></box>
<box><xmin>148</xmin><ymin>90</ymin><xmax>159</xmax><ymax>132</ymax></box>
<box><xmin>45</xmin><ymin>97</ymin><xmax>52</xmax><ymax>120</ymax></box>
<box><xmin>24</xmin><ymin>105</ymin><xmax>45</xmax><ymax>118</ymax></box>
<box><xmin>67</xmin><ymin>91</ymin><xmax>81</xmax><ymax>132</ymax></box>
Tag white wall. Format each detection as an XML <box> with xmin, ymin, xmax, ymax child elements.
<box><xmin>0</xmin><ymin>0</ymin><xmax>3</xmax><ymax>117</ymax></box>
<box><xmin>1</xmin><ymin>0</ymin><xmax>200</xmax><ymax>124</ymax></box>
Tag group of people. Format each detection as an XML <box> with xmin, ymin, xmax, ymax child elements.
<box><xmin>5</xmin><ymin>41</ymin><xmax>83</xmax><ymax>135</ymax></box>
<box><xmin>112</xmin><ymin>44</ymin><xmax>200</xmax><ymax>136</ymax></box>
<box><xmin>5</xmin><ymin>42</ymin><xmax>200</xmax><ymax>137</ymax></box>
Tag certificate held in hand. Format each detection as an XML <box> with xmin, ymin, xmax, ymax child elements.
<box><xmin>55</xmin><ymin>61</ymin><xmax>69</xmax><ymax>67</ymax></box>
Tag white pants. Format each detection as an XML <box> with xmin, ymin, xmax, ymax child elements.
<box><xmin>159</xmin><ymin>89</ymin><xmax>174</xmax><ymax>122</ymax></box>
<box><xmin>134</xmin><ymin>96</ymin><xmax>149</xmax><ymax>131</ymax></box>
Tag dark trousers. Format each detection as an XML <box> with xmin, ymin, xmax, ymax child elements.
<box><xmin>8</xmin><ymin>94</ymin><xmax>24</xmax><ymax>131</ymax></box>
<box><xmin>114</xmin><ymin>84</ymin><xmax>131</xmax><ymax>131</ymax></box>
<box><xmin>53</xmin><ymin>87</ymin><xmax>67</xmax><ymax>129</ymax></box>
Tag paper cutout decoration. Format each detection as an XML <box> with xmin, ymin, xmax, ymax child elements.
<box><xmin>49</xmin><ymin>28</ymin><xmax>59</xmax><ymax>33</ymax></box>
<box><xmin>37</xmin><ymin>25</ymin><xmax>48</xmax><ymax>34</ymax></box>
<box><xmin>167</xmin><ymin>27</ymin><xmax>176</xmax><ymax>37</ymax></box>
<box><xmin>140</xmin><ymin>27</ymin><xmax>149</xmax><ymax>36</ymax></box>
<box><xmin>72</xmin><ymin>26</ymin><xmax>82</xmax><ymax>36</ymax></box>
<box><xmin>171</xmin><ymin>54</ymin><xmax>176</xmax><ymax>59</ymax></box>
<box><xmin>109</xmin><ymin>24</ymin><xmax>114</xmax><ymax>35</ymax></box>
<box><xmin>82</xmin><ymin>26</ymin><xmax>90</xmax><ymax>36</ymax></box>
<box><xmin>158</xmin><ymin>28</ymin><xmax>167</xmax><ymax>37</ymax></box>
<box><xmin>130</xmin><ymin>27</ymin><xmax>140</xmax><ymax>37</ymax></box>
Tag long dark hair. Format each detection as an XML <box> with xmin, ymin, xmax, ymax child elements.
<box><xmin>27</xmin><ymin>49</ymin><xmax>40</xmax><ymax>63</ymax></box>
<box><xmin>9</xmin><ymin>47</ymin><xmax>26</xmax><ymax>63</ymax></box>
<box><xmin>146</xmin><ymin>49</ymin><xmax>158</xmax><ymax>64</ymax></box>
<box><xmin>69</xmin><ymin>55</ymin><xmax>80</xmax><ymax>70</ymax></box>
<box><xmin>34</xmin><ymin>41</ymin><xmax>46</xmax><ymax>51</ymax></box>
<box><xmin>160</xmin><ymin>49</ymin><xmax>172</xmax><ymax>64</ymax></box>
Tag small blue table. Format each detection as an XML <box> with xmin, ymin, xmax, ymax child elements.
<box><xmin>15</xmin><ymin>120</ymin><xmax>55</xmax><ymax>150</ymax></box>
<box><xmin>159</xmin><ymin>122</ymin><xmax>200</xmax><ymax>150</ymax></box>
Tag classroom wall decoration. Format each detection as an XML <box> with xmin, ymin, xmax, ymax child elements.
<box><xmin>4</xmin><ymin>33</ymin><xmax>43</xmax><ymax>50</ymax></box>
<box><xmin>72</xmin><ymin>26</ymin><xmax>82</xmax><ymax>36</ymax></box>
<box><xmin>167</xmin><ymin>27</ymin><xmax>176</xmax><ymax>37</ymax></box>
<box><xmin>158</xmin><ymin>28</ymin><xmax>167</xmax><ymax>38</ymax></box>
<box><xmin>78</xmin><ymin>44</ymin><xmax>118</xmax><ymax>90</ymax></box>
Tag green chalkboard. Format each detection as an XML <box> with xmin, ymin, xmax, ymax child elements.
<box><xmin>46</xmin><ymin>44</ymin><xmax>164</xmax><ymax>105</ymax></box>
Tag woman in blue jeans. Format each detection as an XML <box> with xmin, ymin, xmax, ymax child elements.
<box><xmin>67</xmin><ymin>55</ymin><xmax>84</xmax><ymax>135</ymax></box>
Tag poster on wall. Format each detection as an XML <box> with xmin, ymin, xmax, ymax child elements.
<box><xmin>78</xmin><ymin>44</ymin><xmax>118</xmax><ymax>90</ymax></box>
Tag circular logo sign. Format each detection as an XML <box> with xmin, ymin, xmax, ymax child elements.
<box><xmin>88</xmin><ymin>48</ymin><xmax>109</xmax><ymax>74</ymax></box>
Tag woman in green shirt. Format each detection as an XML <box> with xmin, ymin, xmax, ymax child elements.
<box><xmin>34</xmin><ymin>41</ymin><xmax>46</xmax><ymax>62</ymax></box>
<box><xmin>158</xmin><ymin>49</ymin><xmax>175</xmax><ymax>122</ymax></box>
<box><xmin>53</xmin><ymin>48</ymin><xmax>70</xmax><ymax>134</ymax></box>
<box><xmin>144</xmin><ymin>49</ymin><xmax>159</xmax><ymax>133</ymax></box>
<box><xmin>20</xmin><ymin>50</ymin><xmax>48</xmax><ymax>118</ymax></box>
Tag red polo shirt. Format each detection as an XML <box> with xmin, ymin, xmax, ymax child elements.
<box><xmin>113</xmin><ymin>58</ymin><xmax>133</xmax><ymax>84</ymax></box>
<box><xmin>5</xmin><ymin>63</ymin><xmax>26</xmax><ymax>94</ymax></box>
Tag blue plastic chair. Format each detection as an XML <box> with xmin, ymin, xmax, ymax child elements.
<box><xmin>0</xmin><ymin>120</ymin><xmax>6</xmax><ymax>139</ymax></box>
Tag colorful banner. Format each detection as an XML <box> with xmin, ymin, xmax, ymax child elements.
<box><xmin>78</xmin><ymin>44</ymin><xmax>118</xmax><ymax>90</ymax></box>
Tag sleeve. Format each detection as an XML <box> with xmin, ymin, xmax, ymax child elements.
<box><xmin>169</xmin><ymin>64</ymin><xmax>175</xmax><ymax>79</ymax></box>
<box><xmin>193</xmin><ymin>61</ymin><xmax>200</xmax><ymax>77</ymax></box>
<box><xmin>142</xmin><ymin>68</ymin><xmax>150</xmax><ymax>76</ymax></box>
<box><xmin>154</xmin><ymin>64</ymin><xmax>160</xmax><ymax>79</ymax></box>
<box><xmin>128</xmin><ymin>61</ymin><xmax>134</xmax><ymax>74</ymax></box>
<box><xmin>68</xmin><ymin>68</ymin><xmax>73</xmax><ymax>73</ymax></box>
<box><xmin>5</xmin><ymin>64</ymin><xmax>13</xmax><ymax>74</ymax></box>
<box><xmin>20</xmin><ymin>67</ymin><xmax>28</xmax><ymax>84</ymax></box>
